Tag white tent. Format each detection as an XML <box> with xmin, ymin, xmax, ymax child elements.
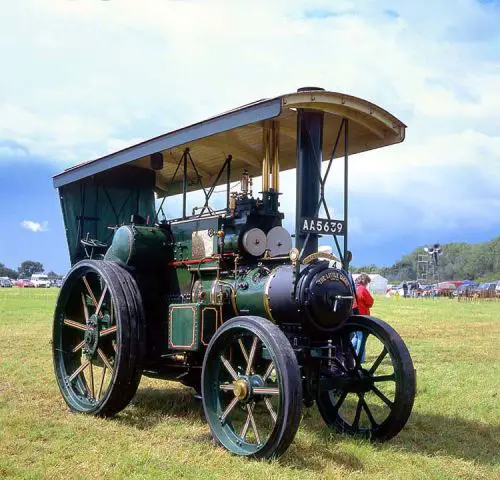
<box><xmin>352</xmin><ymin>273</ymin><xmax>388</xmax><ymax>295</ymax></box>
<box><xmin>368</xmin><ymin>274</ymin><xmax>389</xmax><ymax>295</ymax></box>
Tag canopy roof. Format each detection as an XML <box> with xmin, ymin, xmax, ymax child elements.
<box><xmin>53</xmin><ymin>89</ymin><xmax>406</xmax><ymax>195</ymax></box>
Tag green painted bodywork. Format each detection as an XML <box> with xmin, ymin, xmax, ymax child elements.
<box><xmin>169</xmin><ymin>303</ymin><xmax>201</xmax><ymax>351</ymax></box>
<box><xmin>104</xmin><ymin>225</ymin><xmax>170</xmax><ymax>267</ymax></box>
<box><xmin>234</xmin><ymin>268</ymin><xmax>269</xmax><ymax>319</ymax></box>
<box><xmin>168</xmin><ymin>302</ymin><xmax>221</xmax><ymax>351</ymax></box>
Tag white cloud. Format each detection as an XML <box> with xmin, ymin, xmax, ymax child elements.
<box><xmin>1</xmin><ymin>0</ymin><xmax>500</xmax><ymax>244</ymax></box>
<box><xmin>21</xmin><ymin>220</ymin><xmax>48</xmax><ymax>233</ymax></box>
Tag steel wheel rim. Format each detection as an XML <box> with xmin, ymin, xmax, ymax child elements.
<box><xmin>204</xmin><ymin>327</ymin><xmax>282</xmax><ymax>456</ymax></box>
<box><xmin>53</xmin><ymin>268</ymin><xmax>118</xmax><ymax>412</ymax></box>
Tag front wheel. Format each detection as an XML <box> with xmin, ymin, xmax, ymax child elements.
<box><xmin>317</xmin><ymin>315</ymin><xmax>415</xmax><ymax>441</ymax></box>
<box><xmin>202</xmin><ymin>316</ymin><xmax>302</xmax><ymax>459</ymax></box>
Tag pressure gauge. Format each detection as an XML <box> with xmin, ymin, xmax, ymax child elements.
<box><xmin>289</xmin><ymin>247</ymin><xmax>300</xmax><ymax>263</ymax></box>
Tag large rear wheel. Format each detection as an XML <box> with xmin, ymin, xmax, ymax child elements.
<box><xmin>202</xmin><ymin>316</ymin><xmax>302</xmax><ymax>459</ymax></box>
<box><xmin>53</xmin><ymin>260</ymin><xmax>145</xmax><ymax>417</ymax></box>
<box><xmin>317</xmin><ymin>315</ymin><xmax>415</xmax><ymax>441</ymax></box>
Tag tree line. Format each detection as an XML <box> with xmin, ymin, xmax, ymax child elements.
<box><xmin>0</xmin><ymin>260</ymin><xmax>62</xmax><ymax>279</ymax></box>
<box><xmin>353</xmin><ymin>236</ymin><xmax>500</xmax><ymax>282</ymax></box>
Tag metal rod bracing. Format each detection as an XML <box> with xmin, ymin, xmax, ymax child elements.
<box><xmin>343</xmin><ymin>119</ymin><xmax>349</xmax><ymax>269</ymax></box>
<box><xmin>182</xmin><ymin>148</ymin><xmax>188</xmax><ymax>219</ymax></box>
<box><xmin>271</xmin><ymin>121</ymin><xmax>280</xmax><ymax>192</ymax></box>
<box><xmin>262</xmin><ymin>121</ymin><xmax>271</xmax><ymax>192</ymax></box>
<box><xmin>226</xmin><ymin>155</ymin><xmax>231</xmax><ymax>211</ymax></box>
<box><xmin>188</xmin><ymin>151</ymin><xmax>210</xmax><ymax>205</ymax></box>
<box><xmin>153</xmin><ymin>150</ymin><xmax>186</xmax><ymax>224</ymax></box>
<box><xmin>198</xmin><ymin>154</ymin><xmax>232</xmax><ymax>217</ymax></box>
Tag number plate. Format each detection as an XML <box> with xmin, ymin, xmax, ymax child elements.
<box><xmin>300</xmin><ymin>218</ymin><xmax>346</xmax><ymax>236</ymax></box>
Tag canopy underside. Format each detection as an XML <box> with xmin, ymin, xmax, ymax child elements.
<box><xmin>53</xmin><ymin>90</ymin><xmax>406</xmax><ymax>194</ymax></box>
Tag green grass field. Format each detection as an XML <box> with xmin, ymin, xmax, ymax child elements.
<box><xmin>0</xmin><ymin>289</ymin><xmax>498</xmax><ymax>479</ymax></box>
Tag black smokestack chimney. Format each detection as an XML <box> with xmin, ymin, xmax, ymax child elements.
<box><xmin>295</xmin><ymin>87</ymin><xmax>324</xmax><ymax>257</ymax></box>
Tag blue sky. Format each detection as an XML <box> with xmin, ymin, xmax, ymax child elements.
<box><xmin>0</xmin><ymin>0</ymin><xmax>499</xmax><ymax>274</ymax></box>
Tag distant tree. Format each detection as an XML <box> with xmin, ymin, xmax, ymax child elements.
<box><xmin>18</xmin><ymin>260</ymin><xmax>44</xmax><ymax>278</ymax></box>
<box><xmin>0</xmin><ymin>262</ymin><xmax>19</xmax><ymax>279</ymax></box>
<box><xmin>47</xmin><ymin>271</ymin><xmax>61</xmax><ymax>279</ymax></box>
<box><xmin>356</xmin><ymin>236</ymin><xmax>500</xmax><ymax>282</ymax></box>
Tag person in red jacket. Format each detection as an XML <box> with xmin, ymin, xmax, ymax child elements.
<box><xmin>355</xmin><ymin>273</ymin><xmax>374</xmax><ymax>315</ymax></box>
<box><xmin>351</xmin><ymin>273</ymin><xmax>374</xmax><ymax>363</ymax></box>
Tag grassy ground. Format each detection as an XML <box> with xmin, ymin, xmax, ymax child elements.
<box><xmin>0</xmin><ymin>289</ymin><xmax>498</xmax><ymax>479</ymax></box>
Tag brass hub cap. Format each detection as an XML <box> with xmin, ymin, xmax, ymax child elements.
<box><xmin>232</xmin><ymin>379</ymin><xmax>249</xmax><ymax>400</ymax></box>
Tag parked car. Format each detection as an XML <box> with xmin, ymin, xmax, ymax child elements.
<box><xmin>433</xmin><ymin>282</ymin><xmax>457</xmax><ymax>297</ymax></box>
<box><xmin>17</xmin><ymin>279</ymin><xmax>35</xmax><ymax>288</ymax></box>
<box><xmin>473</xmin><ymin>282</ymin><xmax>496</xmax><ymax>298</ymax></box>
<box><xmin>452</xmin><ymin>282</ymin><xmax>478</xmax><ymax>297</ymax></box>
<box><xmin>30</xmin><ymin>274</ymin><xmax>51</xmax><ymax>288</ymax></box>
<box><xmin>0</xmin><ymin>277</ymin><xmax>13</xmax><ymax>287</ymax></box>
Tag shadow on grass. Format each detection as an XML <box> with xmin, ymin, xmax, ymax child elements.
<box><xmin>116</xmin><ymin>386</ymin><xmax>499</xmax><ymax>467</ymax></box>
<box><xmin>117</xmin><ymin>386</ymin><xmax>205</xmax><ymax>430</ymax></box>
<box><xmin>299</xmin><ymin>409</ymin><xmax>500</xmax><ymax>466</ymax></box>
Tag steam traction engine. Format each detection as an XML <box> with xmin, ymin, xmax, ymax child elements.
<box><xmin>52</xmin><ymin>88</ymin><xmax>416</xmax><ymax>459</ymax></box>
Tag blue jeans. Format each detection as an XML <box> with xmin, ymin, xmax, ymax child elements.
<box><xmin>351</xmin><ymin>331</ymin><xmax>366</xmax><ymax>363</ymax></box>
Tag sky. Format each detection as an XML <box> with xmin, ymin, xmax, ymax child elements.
<box><xmin>1</xmin><ymin>0</ymin><xmax>500</xmax><ymax>274</ymax></box>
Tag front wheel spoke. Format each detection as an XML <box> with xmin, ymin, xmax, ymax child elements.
<box><xmin>220</xmin><ymin>355</ymin><xmax>239</xmax><ymax>381</ymax></box>
<box><xmin>72</xmin><ymin>340</ymin><xmax>85</xmax><ymax>353</ymax></box>
<box><xmin>373</xmin><ymin>374</ymin><xmax>395</xmax><ymax>382</ymax></box>
<box><xmin>97</xmin><ymin>365</ymin><xmax>107</xmax><ymax>400</ymax></box>
<box><xmin>369</xmin><ymin>347</ymin><xmax>388</xmax><ymax>374</ymax></box>
<box><xmin>245</xmin><ymin>336</ymin><xmax>258</xmax><ymax>376</ymax></box>
<box><xmin>347</xmin><ymin>341</ymin><xmax>361</xmax><ymax>368</ymax></box>
<box><xmin>371</xmin><ymin>385</ymin><xmax>394</xmax><ymax>408</ymax></box>
<box><xmin>220</xmin><ymin>396</ymin><xmax>239</xmax><ymax>424</ymax></box>
<box><xmin>100</xmin><ymin>325</ymin><xmax>117</xmax><ymax>337</ymax></box>
<box><xmin>264</xmin><ymin>397</ymin><xmax>277</xmax><ymax>423</ymax></box>
<box><xmin>332</xmin><ymin>357</ymin><xmax>349</xmax><ymax>374</ymax></box>
<box><xmin>68</xmin><ymin>360</ymin><xmax>90</xmax><ymax>382</ymax></box>
<box><xmin>97</xmin><ymin>348</ymin><xmax>114</xmax><ymax>372</ymax></box>
<box><xmin>360</xmin><ymin>396</ymin><xmax>378</xmax><ymax>427</ymax></box>
<box><xmin>333</xmin><ymin>390</ymin><xmax>348</xmax><ymax>412</ymax></box>
<box><xmin>64</xmin><ymin>319</ymin><xmax>87</xmax><ymax>331</ymax></box>
<box><xmin>247</xmin><ymin>404</ymin><xmax>261</xmax><ymax>444</ymax></box>
<box><xmin>353</xmin><ymin>396</ymin><xmax>363</xmax><ymax>428</ymax></box>
<box><xmin>219</xmin><ymin>384</ymin><xmax>235</xmax><ymax>392</ymax></box>
<box><xmin>252</xmin><ymin>386</ymin><xmax>279</xmax><ymax>396</ymax></box>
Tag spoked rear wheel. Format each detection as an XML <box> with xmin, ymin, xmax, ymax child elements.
<box><xmin>202</xmin><ymin>316</ymin><xmax>302</xmax><ymax>459</ymax></box>
<box><xmin>317</xmin><ymin>315</ymin><xmax>415</xmax><ymax>441</ymax></box>
<box><xmin>53</xmin><ymin>260</ymin><xmax>145</xmax><ymax>417</ymax></box>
